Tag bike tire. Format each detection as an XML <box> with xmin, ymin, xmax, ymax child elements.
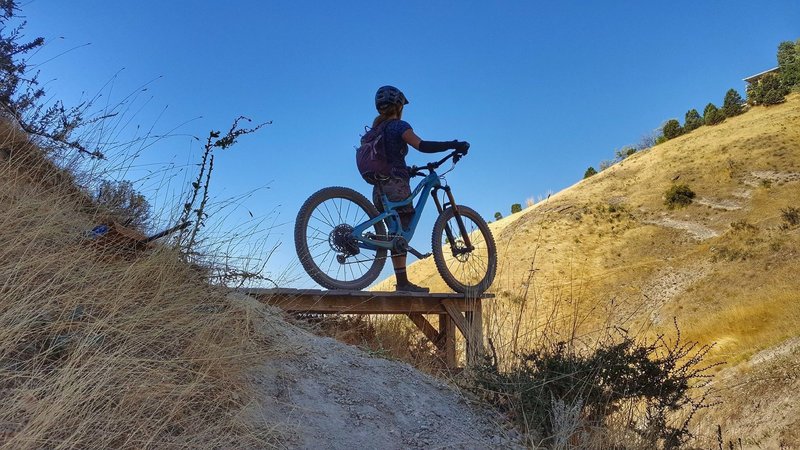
<box><xmin>295</xmin><ymin>186</ymin><xmax>387</xmax><ymax>290</ymax></box>
<box><xmin>431</xmin><ymin>205</ymin><xmax>497</xmax><ymax>295</ymax></box>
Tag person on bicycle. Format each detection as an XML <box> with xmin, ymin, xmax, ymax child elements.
<box><xmin>369</xmin><ymin>85</ymin><xmax>469</xmax><ymax>293</ymax></box>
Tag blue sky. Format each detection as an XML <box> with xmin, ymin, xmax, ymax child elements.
<box><xmin>21</xmin><ymin>1</ymin><xmax>800</xmax><ymax>286</ymax></box>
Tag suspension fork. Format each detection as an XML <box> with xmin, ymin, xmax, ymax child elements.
<box><xmin>431</xmin><ymin>186</ymin><xmax>473</xmax><ymax>252</ymax></box>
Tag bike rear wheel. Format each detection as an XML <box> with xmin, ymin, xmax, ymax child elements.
<box><xmin>431</xmin><ymin>205</ymin><xmax>497</xmax><ymax>295</ymax></box>
<box><xmin>295</xmin><ymin>186</ymin><xmax>387</xmax><ymax>290</ymax></box>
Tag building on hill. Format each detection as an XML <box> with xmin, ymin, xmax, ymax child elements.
<box><xmin>743</xmin><ymin>67</ymin><xmax>780</xmax><ymax>85</ymax></box>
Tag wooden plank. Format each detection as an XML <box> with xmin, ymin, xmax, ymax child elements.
<box><xmin>406</xmin><ymin>313</ymin><xmax>443</xmax><ymax>351</ymax></box>
<box><xmin>242</xmin><ymin>288</ymin><xmax>491</xmax><ymax>314</ymax></box>
<box><xmin>440</xmin><ymin>299</ymin><xmax>472</xmax><ymax>337</ymax></box>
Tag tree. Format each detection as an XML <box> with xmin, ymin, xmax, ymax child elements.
<box><xmin>614</xmin><ymin>146</ymin><xmax>637</xmax><ymax>161</ymax></box>
<box><xmin>722</xmin><ymin>88</ymin><xmax>745</xmax><ymax>117</ymax></box>
<box><xmin>703</xmin><ymin>103</ymin><xmax>724</xmax><ymax>125</ymax></box>
<box><xmin>683</xmin><ymin>109</ymin><xmax>703</xmax><ymax>132</ymax></box>
<box><xmin>777</xmin><ymin>40</ymin><xmax>800</xmax><ymax>88</ymax></box>
<box><xmin>494</xmin><ymin>212</ymin><xmax>503</xmax><ymax>221</ymax></box>
<box><xmin>662</xmin><ymin>119</ymin><xmax>683</xmax><ymax>139</ymax></box>
<box><xmin>584</xmin><ymin>167</ymin><xmax>597</xmax><ymax>179</ymax></box>
<box><xmin>759</xmin><ymin>73</ymin><xmax>790</xmax><ymax>105</ymax></box>
<box><xmin>511</xmin><ymin>203</ymin><xmax>522</xmax><ymax>214</ymax></box>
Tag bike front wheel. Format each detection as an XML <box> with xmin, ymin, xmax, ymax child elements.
<box><xmin>431</xmin><ymin>205</ymin><xmax>497</xmax><ymax>295</ymax></box>
<box><xmin>295</xmin><ymin>186</ymin><xmax>387</xmax><ymax>290</ymax></box>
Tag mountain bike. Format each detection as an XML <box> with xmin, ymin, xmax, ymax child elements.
<box><xmin>294</xmin><ymin>150</ymin><xmax>497</xmax><ymax>294</ymax></box>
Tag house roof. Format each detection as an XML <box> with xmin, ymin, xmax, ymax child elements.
<box><xmin>743</xmin><ymin>67</ymin><xmax>780</xmax><ymax>83</ymax></box>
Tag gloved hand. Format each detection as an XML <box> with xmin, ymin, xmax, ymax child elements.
<box><xmin>452</xmin><ymin>141</ymin><xmax>470</xmax><ymax>155</ymax></box>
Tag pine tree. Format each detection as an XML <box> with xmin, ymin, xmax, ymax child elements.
<box><xmin>777</xmin><ymin>40</ymin><xmax>800</xmax><ymax>88</ymax></box>
<box><xmin>760</xmin><ymin>73</ymin><xmax>789</xmax><ymax>105</ymax></box>
<box><xmin>703</xmin><ymin>103</ymin><xmax>724</xmax><ymax>125</ymax></box>
<box><xmin>683</xmin><ymin>109</ymin><xmax>703</xmax><ymax>132</ymax></box>
<box><xmin>662</xmin><ymin>119</ymin><xmax>683</xmax><ymax>139</ymax></box>
<box><xmin>584</xmin><ymin>167</ymin><xmax>597</xmax><ymax>178</ymax></box>
<box><xmin>722</xmin><ymin>89</ymin><xmax>745</xmax><ymax>117</ymax></box>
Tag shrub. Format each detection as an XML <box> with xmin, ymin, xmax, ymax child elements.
<box><xmin>473</xmin><ymin>328</ymin><xmax>717</xmax><ymax>449</ymax></box>
<box><xmin>703</xmin><ymin>103</ymin><xmax>724</xmax><ymax>125</ymax></box>
<box><xmin>599</xmin><ymin>160</ymin><xmax>614</xmax><ymax>171</ymax></box>
<box><xmin>614</xmin><ymin>146</ymin><xmax>637</xmax><ymax>161</ymax></box>
<box><xmin>94</xmin><ymin>180</ymin><xmax>152</xmax><ymax>230</ymax></box>
<box><xmin>781</xmin><ymin>207</ymin><xmax>800</xmax><ymax>229</ymax></box>
<box><xmin>664</xmin><ymin>184</ymin><xmax>696</xmax><ymax>209</ymax></box>
<box><xmin>584</xmin><ymin>166</ymin><xmax>597</xmax><ymax>178</ymax></box>
<box><xmin>511</xmin><ymin>203</ymin><xmax>522</xmax><ymax>214</ymax></box>
<box><xmin>494</xmin><ymin>212</ymin><xmax>503</xmax><ymax>221</ymax></box>
<box><xmin>722</xmin><ymin>88</ymin><xmax>745</xmax><ymax>117</ymax></box>
<box><xmin>662</xmin><ymin>119</ymin><xmax>683</xmax><ymax>139</ymax></box>
<box><xmin>683</xmin><ymin>109</ymin><xmax>703</xmax><ymax>132</ymax></box>
<box><xmin>655</xmin><ymin>135</ymin><xmax>668</xmax><ymax>145</ymax></box>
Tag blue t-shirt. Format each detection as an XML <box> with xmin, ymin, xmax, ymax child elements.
<box><xmin>383</xmin><ymin>120</ymin><xmax>412</xmax><ymax>178</ymax></box>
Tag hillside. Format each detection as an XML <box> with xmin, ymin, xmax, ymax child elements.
<box><xmin>394</xmin><ymin>93</ymin><xmax>800</xmax><ymax>447</ymax></box>
<box><xmin>0</xmin><ymin>121</ymin><xmax>522</xmax><ymax>448</ymax></box>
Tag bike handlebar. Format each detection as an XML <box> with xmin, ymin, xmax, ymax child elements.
<box><xmin>410</xmin><ymin>144</ymin><xmax>470</xmax><ymax>177</ymax></box>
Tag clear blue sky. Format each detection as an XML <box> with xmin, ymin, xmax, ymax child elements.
<box><xmin>21</xmin><ymin>1</ymin><xmax>800</xmax><ymax>286</ymax></box>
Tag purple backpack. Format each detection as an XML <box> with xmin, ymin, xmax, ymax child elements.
<box><xmin>356</xmin><ymin>120</ymin><xmax>394</xmax><ymax>184</ymax></box>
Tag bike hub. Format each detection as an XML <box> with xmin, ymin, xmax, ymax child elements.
<box><xmin>329</xmin><ymin>224</ymin><xmax>360</xmax><ymax>259</ymax></box>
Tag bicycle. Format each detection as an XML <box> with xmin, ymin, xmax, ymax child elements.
<box><xmin>294</xmin><ymin>150</ymin><xmax>497</xmax><ymax>294</ymax></box>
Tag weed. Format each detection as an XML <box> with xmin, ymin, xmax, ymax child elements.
<box><xmin>780</xmin><ymin>207</ymin><xmax>800</xmax><ymax>229</ymax></box>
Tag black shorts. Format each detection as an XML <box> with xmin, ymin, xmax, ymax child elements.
<box><xmin>372</xmin><ymin>177</ymin><xmax>414</xmax><ymax>228</ymax></box>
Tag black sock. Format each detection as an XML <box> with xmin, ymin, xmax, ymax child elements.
<box><xmin>396</xmin><ymin>268</ymin><xmax>409</xmax><ymax>285</ymax></box>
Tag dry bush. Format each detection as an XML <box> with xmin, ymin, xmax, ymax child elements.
<box><xmin>0</xmin><ymin>125</ymin><xmax>276</xmax><ymax>448</ymax></box>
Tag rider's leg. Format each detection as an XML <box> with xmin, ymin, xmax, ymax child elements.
<box><xmin>372</xmin><ymin>179</ymin><xmax>429</xmax><ymax>293</ymax></box>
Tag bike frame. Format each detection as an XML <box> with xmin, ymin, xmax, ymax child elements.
<box><xmin>351</xmin><ymin>167</ymin><xmax>471</xmax><ymax>252</ymax></box>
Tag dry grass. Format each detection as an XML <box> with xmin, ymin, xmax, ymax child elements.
<box><xmin>0</xmin><ymin>122</ymin><xmax>276</xmax><ymax>448</ymax></box>
<box><xmin>369</xmin><ymin>94</ymin><xmax>800</xmax><ymax>446</ymax></box>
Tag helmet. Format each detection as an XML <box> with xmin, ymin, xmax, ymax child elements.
<box><xmin>375</xmin><ymin>85</ymin><xmax>409</xmax><ymax>111</ymax></box>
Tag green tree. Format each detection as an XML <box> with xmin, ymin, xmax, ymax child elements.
<box><xmin>703</xmin><ymin>103</ymin><xmax>724</xmax><ymax>125</ymax></box>
<box><xmin>662</xmin><ymin>119</ymin><xmax>683</xmax><ymax>139</ymax></box>
<box><xmin>511</xmin><ymin>203</ymin><xmax>522</xmax><ymax>214</ymax></box>
<box><xmin>722</xmin><ymin>88</ymin><xmax>745</xmax><ymax>117</ymax></box>
<box><xmin>614</xmin><ymin>146</ymin><xmax>637</xmax><ymax>161</ymax></box>
<box><xmin>494</xmin><ymin>212</ymin><xmax>503</xmax><ymax>221</ymax></box>
<box><xmin>777</xmin><ymin>40</ymin><xmax>800</xmax><ymax>88</ymax></box>
<box><xmin>759</xmin><ymin>72</ymin><xmax>790</xmax><ymax>105</ymax></box>
<box><xmin>584</xmin><ymin>166</ymin><xmax>597</xmax><ymax>178</ymax></box>
<box><xmin>683</xmin><ymin>109</ymin><xmax>703</xmax><ymax>132</ymax></box>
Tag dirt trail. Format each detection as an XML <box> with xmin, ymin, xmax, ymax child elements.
<box><xmin>231</xmin><ymin>294</ymin><xmax>521</xmax><ymax>449</ymax></box>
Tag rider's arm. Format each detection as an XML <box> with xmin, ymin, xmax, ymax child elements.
<box><xmin>402</xmin><ymin>129</ymin><xmax>466</xmax><ymax>154</ymax></box>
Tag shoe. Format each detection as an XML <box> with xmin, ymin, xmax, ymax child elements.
<box><xmin>395</xmin><ymin>282</ymin><xmax>430</xmax><ymax>293</ymax></box>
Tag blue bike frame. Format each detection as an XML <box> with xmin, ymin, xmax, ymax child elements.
<box><xmin>351</xmin><ymin>170</ymin><xmax>443</xmax><ymax>252</ymax></box>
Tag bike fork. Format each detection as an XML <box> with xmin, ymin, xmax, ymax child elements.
<box><xmin>432</xmin><ymin>187</ymin><xmax>473</xmax><ymax>253</ymax></box>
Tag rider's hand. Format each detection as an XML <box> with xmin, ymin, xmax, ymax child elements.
<box><xmin>452</xmin><ymin>141</ymin><xmax>470</xmax><ymax>155</ymax></box>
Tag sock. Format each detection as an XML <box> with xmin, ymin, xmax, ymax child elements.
<box><xmin>395</xmin><ymin>267</ymin><xmax>409</xmax><ymax>285</ymax></box>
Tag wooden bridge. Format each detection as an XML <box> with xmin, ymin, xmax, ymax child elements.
<box><xmin>240</xmin><ymin>288</ymin><xmax>491</xmax><ymax>368</ymax></box>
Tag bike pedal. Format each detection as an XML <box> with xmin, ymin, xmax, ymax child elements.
<box><xmin>407</xmin><ymin>246</ymin><xmax>432</xmax><ymax>259</ymax></box>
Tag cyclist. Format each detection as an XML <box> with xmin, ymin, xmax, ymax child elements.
<box><xmin>368</xmin><ymin>85</ymin><xmax>469</xmax><ymax>293</ymax></box>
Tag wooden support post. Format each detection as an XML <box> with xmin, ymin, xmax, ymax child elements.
<box><xmin>464</xmin><ymin>298</ymin><xmax>484</xmax><ymax>365</ymax></box>
<box><xmin>439</xmin><ymin>313</ymin><xmax>456</xmax><ymax>368</ymax></box>
<box><xmin>407</xmin><ymin>313</ymin><xmax>444</xmax><ymax>351</ymax></box>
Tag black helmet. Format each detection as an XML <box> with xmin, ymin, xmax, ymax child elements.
<box><xmin>375</xmin><ymin>85</ymin><xmax>409</xmax><ymax>111</ymax></box>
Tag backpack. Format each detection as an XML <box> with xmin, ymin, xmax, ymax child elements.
<box><xmin>356</xmin><ymin>120</ymin><xmax>394</xmax><ymax>184</ymax></box>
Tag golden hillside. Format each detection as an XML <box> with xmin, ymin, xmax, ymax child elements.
<box><xmin>393</xmin><ymin>93</ymin><xmax>800</xmax><ymax>447</ymax></box>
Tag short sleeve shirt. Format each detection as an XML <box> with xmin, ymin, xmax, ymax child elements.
<box><xmin>383</xmin><ymin>120</ymin><xmax>412</xmax><ymax>178</ymax></box>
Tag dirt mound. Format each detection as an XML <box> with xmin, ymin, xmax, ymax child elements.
<box><xmin>232</xmin><ymin>294</ymin><xmax>521</xmax><ymax>449</ymax></box>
